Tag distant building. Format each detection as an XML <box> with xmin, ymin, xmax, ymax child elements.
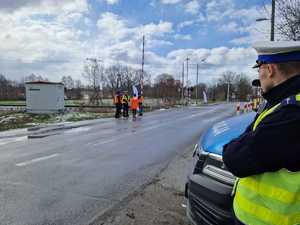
<box><xmin>25</xmin><ymin>81</ymin><xmax>64</xmax><ymax>114</ymax></box>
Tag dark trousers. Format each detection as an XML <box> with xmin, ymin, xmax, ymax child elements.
<box><xmin>115</xmin><ymin>104</ymin><xmax>122</xmax><ymax>118</ymax></box>
<box><xmin>123</xmin><ymin>104</ymin><xmax>129</xmax><ymax>117</ymax></box>
<box><xmin>132</xmin><ymin>109</ymin><xmax>137</xmax><ymax>118</ymax></box>
<box><xmin>138</xmin><ymin>103</ymin><xmax>143</xmax><ymax>116</ymax></box>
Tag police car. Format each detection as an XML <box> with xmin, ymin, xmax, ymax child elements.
<box><xmin>185</xmin><ymin>112</ymin><xmax>256</xmax><ymax>225</ymax></box>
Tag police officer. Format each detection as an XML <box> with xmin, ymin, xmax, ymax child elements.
<box><xmin>223</xmin><ymin>41</ymin><xmax>300</xmax><ymax>225</ymax></box>
<box><xmin>122</xmin><ymin>91</ymin><xmax>130</xmax><ymax>118</ymax></box>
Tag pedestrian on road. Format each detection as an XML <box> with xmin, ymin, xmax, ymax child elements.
<box><xmin>223</xmin><ymin>41</ymin><xmax>300</xmax><ymax>225</ymax></box>
<box><xmin>113</xmin><ymin>91</ymin><xmax>123</xmax><ymax>118</ymax></box>
<box><xmin>122</xmin><ymin>91</ymin><xmax>130</xmax><ymax>118</ymax></box>
<box><xmin>138</xmin><ymin>95</ymin><xmax>144</xmax><ymax>116</ymax></box>
<box><xmin>130</xmin><ymin>94</ymin><xmax>139</xmax><ymax>120</ymax></box>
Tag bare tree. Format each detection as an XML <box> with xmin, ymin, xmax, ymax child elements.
<box><xmin>154</xmin><ymin>73</ymin><xmax>180</xmax><ymax>104</ymax></box>
<box><xmin>277</xmin><ymin>0</ymin><xmax>300</xmax><ymax>40</ymax></box>
<box><xmin>104</xmin><ymin>64</ymin><xmax>151</xmax><ymax>97</ymax></box>
<box><xmin>61</xmin><ymin>76</ymin><xmax>74</xmax><ymax>90</ymax></box>
<box><xmin>207</xmin><ymin>72</ymin><xmax>252</xmax><ymax>102</ymax></box>
<box><xmin>73</xmin><ymin>80</ymin><xmax>83</xmax><ymax>100</ymax></box>
<box><xmin>25</xmin><ymin>74</ymin><xmax>49</xmax><ymax>82</ymax></box>
<box><xmin>0</xmin><ymin>74</ymin><xmax>25</xmax><ymax>100</ymax></box>
<box><xmin>218</xmin><ymin>71</ymin><xmax>236</xmax><ymax>101</ymax></box>
<box><xmin>0</xmin><ymin>74</ymin><xmax>9</xmax><ymax>100</ymax></box>
<box><xmin>233</xmin><ymin>74</ymin><xmax>252</xmax><ymax>101</ymax></box>
<box><xmin>82</xmin><ymin>61</ymin><xmax>104</xmax><ymax>105</ymax></box>
<box><xmin>122</xmin><ymin>66</ymin><xmax>140</xmax><ymax>92</ymax></box>
<box><xmin>105</xmin><ymin>65</ymin><xmax>121</xmax><ymax>97</ymax></box>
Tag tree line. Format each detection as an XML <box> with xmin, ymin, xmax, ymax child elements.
<box><xmin>0</xmin><ymin>67</ymin><xmax>254</xmax><ymax>104</ymax></box>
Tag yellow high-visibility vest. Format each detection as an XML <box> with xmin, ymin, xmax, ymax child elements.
<box><xmin>122</xmin><ymin>95</ymin><xmax>130</xmax><ymax>104</ymax></box>
<box><xmin>234</xmin><ymin>94</ymin><xmax>300</xmax><ymax>225</ymax></box>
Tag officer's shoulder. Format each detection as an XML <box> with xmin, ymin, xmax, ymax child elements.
<box><xmin>276</xmin><ymin>101</ymin><xmax>300</xmax><ymax>119</ymax></box>
<box><xmin>280</xmin><ymin>95</ymin><xmax>300</xmax><ymax>109</ymax></box>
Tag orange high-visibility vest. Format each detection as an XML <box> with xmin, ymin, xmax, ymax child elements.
<box><xmin>131</xmin><ymin>97</ymin><xmax>139</xmax><ymax>109</ymax></box>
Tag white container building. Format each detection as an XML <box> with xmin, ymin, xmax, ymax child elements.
<box><xmin>25</xmin><ymin>81</ymin><xmax>65</xmax><ymax>114</ymax></box>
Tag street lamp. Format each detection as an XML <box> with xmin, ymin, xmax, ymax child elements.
<box><xmin>184</xmin><ymin>58</ymin><xmax>207</xmax><ymax>105</ymax></box>
<box><xmin>255</xmin><ymin>0</ymin><xmax>275</xmax><ymax>41</ymax></box>
<box><xmin>196</xmin><ymin>58</ymin><xmax>206</xmax><ymax>104</ymax></box>
<box><xmin>256</xmin><ymin>18</ymin><xmax>269</xmax><ymax>22</ymax></box>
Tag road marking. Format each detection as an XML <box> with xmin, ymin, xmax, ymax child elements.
<box><xmin>16</xmin><ymin>154</ymin><xmax>60</xmax><ymax>167</ymax></box>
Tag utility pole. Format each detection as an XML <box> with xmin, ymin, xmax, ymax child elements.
<box><xmin>186</xmin><ymin>57</ymin><xmax>190</xmax><ymax>88</ymax></box>
<box><xmin>270</xmin><ymin>0</ymin><xmax>275</xmax><ymax>41</ymax></box>
<box><xmin>181</xmin><ymin>62</ymin><xmax>185</xmax><ymax>104</ymax></box>
<box><xmin>186</xmin><ymin>57</ymin><xmax>190</xmax><ymax>104</ymax></box>
<box><xmin>86</xmin><ymin>58</ymin><xmax>103</xmax><ymax>85</ymax></box>
<box><xmin>196</xmin><ymin>63</ymin><xmax>199</xmax><ymax>104</ymax></box>
<box><xmin>117</xmin><ymin>73</ymin><xmax>121</xmax><ymax>89</ymax></box>
<box><xmin>141</xmin><ymin>35</ymin><xmax>145</xmax><ymax>96</ymax></box>
<box><xmin>227</xmin><ymin>82</ymin><xmax>230</xmax><ymax>102</ymax></box>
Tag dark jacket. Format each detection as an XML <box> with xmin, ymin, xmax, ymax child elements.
<box><xmin>223</xmin><ymin>74</ymin><xmax>300</xmax><ymax>178</ymax></box>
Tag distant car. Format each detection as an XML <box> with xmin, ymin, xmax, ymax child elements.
<box><xmin>185</xmin><ymin>112</ymin><xmax>256</xmax><ymax>225</ymax></box>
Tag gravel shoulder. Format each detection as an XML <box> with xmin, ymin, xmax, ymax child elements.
<box><xmin>90</xmin><ymin>146</ymin><xmax>194</xmax><ymax>225</ymax></box>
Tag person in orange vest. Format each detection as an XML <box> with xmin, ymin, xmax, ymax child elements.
<box><xmin>113</xmin><ymin>91</ymin><xmax>122</xmax><ymax>118</ymax></box>
<box><xmin>130</xmin><ymin>94</ymin><xmax>139</xmax><ymax>119</ymax></box>
<box><xmin>138</xmin><ymin>95</ymin><xmax>144</xmax><ymax>116</ymax></box>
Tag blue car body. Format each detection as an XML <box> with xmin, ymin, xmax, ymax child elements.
<box><xmin>200</xmin><ymin>112</ymin><xmax>256</xmax><ymax>155</ymax></box>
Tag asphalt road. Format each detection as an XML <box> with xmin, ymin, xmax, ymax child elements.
<box><xmin>0</xmin><ymin>104</ymin><xmax>235</xmax><ymax>225</ymax></box>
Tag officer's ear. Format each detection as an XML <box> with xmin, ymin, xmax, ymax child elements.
<box><xmin>267</xmin><ymin>64</ymin><xmax>277</xmax><ymax>78</ymax></box>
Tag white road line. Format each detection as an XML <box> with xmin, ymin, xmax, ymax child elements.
<box><xmin>16</xmin><ymin>154</ymin><xmax>60</xmax><ymax>167</ymax></box>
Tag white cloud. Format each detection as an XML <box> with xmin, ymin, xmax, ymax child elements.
<box><xmin>160</xmin><ymin>0</ymin><xmax>182</xmax><ymax>4</ymax></box>
<box><xmin>96</xmin><ymin>13</ymin><xmax>173</xmax><ymax>43</ymax></box>
<box><xmin>177</xmin><ymin>20</ymin><xmax>195</xmax><ymax>30</ymax></box>
<box><xmin>219</xmin><ymin>21</ymin><xmax>248</xmax><ymax>33</ymax></box>
<box><xmin>206</xmin><ymin>0</ymin><xmax>235</xmax><ymax>22</ymax></box>
<box><xmin>147</xmin><ymin>39</ymin><xmax>174</xmax><ymax>48</ymax></box>
<box><xmin>4</xmin><ymin>0</ymin><xmax>89</xmax><ymax>15</ymax></box>
<box><xmin>0</xmin><ymin>0</ymin><xmax>264</xmax><ymax>84</ymax></box>
<box><xmin>0</xmin><ymin>1</ymin><xmax>90</xmax><ymax>81</ymax></box>
<box><xmin>174</xmin><ymin>34</ymin><xmax>192</xmax><ymax>40</ymax></box>
<box><xmin>141</xmin><ymin>21</ymin><xmax>173</xmax><ymax>38</ymax></box>
<box><xmin>97</xmin><ymin>12</ymin><xmax>132</xmax><ymax>42</ymax></box>
<box><xmin>165</xmin><ymin>47</ymin><xmax>258</xmax><ymax>83</ymax></box>
<box><xmin>185</xmin><ymin>0</ymin><xmax>200</xmax><ymax>15</ymax></box>
<box><xmin>104</xmin><ymin>0</ymin><xmax>120</xmax><ymax>4</ymax></box>
<box><xmin>230</xmin><ymin>7</ymin><xmax>263</xmax><ymax>24</ymax></box>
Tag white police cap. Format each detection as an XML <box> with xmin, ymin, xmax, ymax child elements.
<box><xmin>252</xmin><ymin>41</ymin><xmax>300</xmax><ymax>68</ymax></box>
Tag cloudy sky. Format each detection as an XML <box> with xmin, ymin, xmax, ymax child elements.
<box><xmin>0</xmin><ymin>0</ymin><xmax>274</xmax><ymax>85</ymax></box>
